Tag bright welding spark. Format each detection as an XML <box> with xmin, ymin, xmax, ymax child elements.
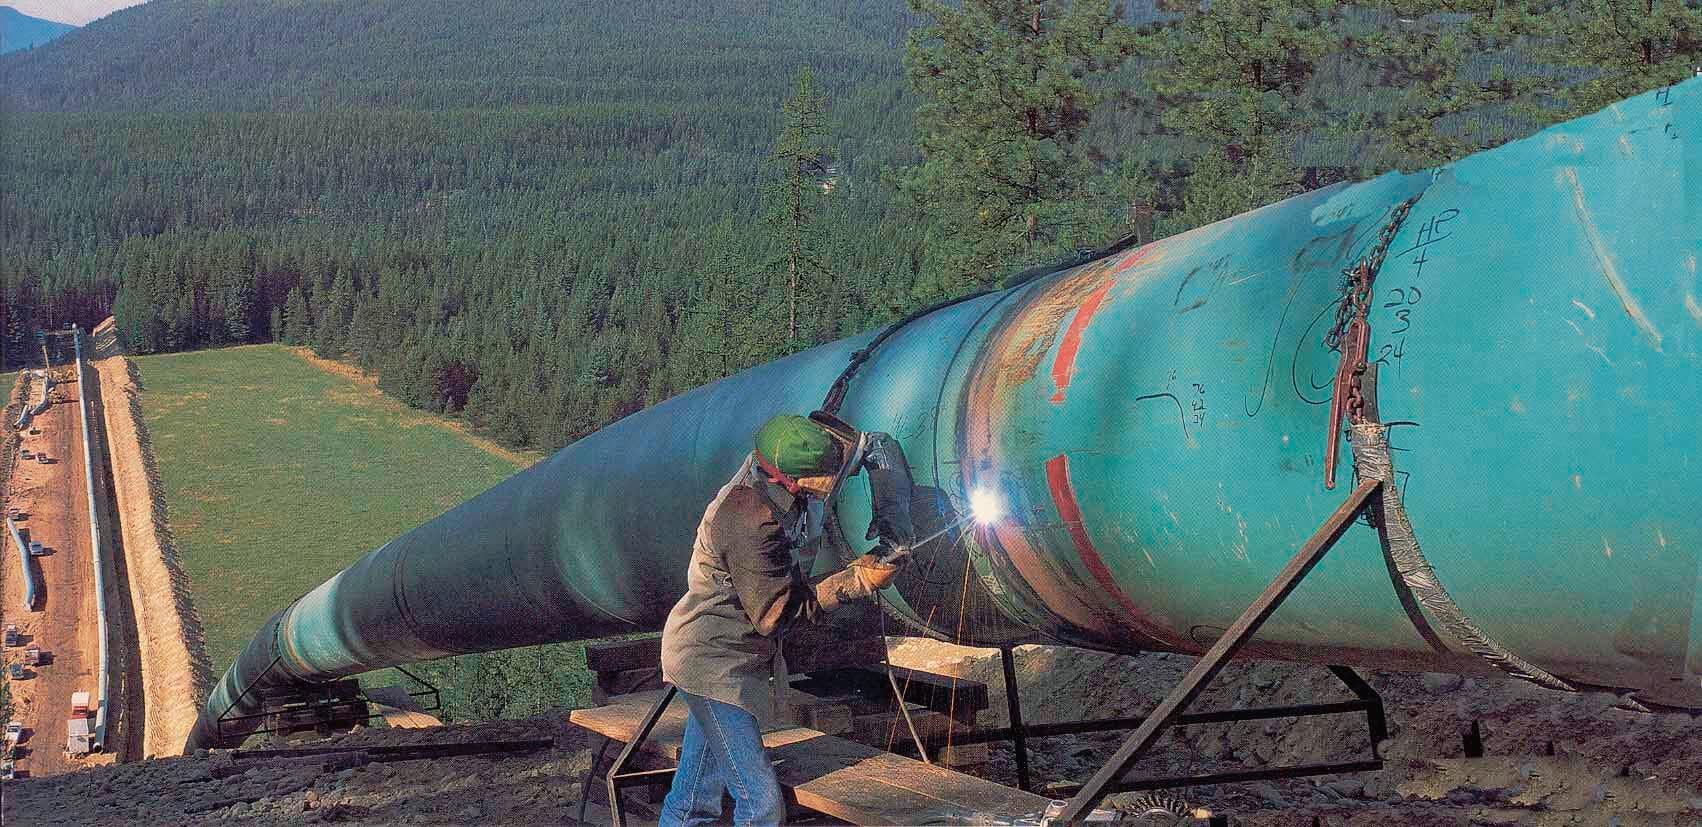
<box><xmin>969</xmin><ymin>488</ymin><xmax>1004</xmax><ymax>525</ymax></box>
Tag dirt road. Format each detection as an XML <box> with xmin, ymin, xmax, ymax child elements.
<box><xmin>2</xmin><ymin>369</ymin><xmax>114</xmax><ymax>777</ymax></box>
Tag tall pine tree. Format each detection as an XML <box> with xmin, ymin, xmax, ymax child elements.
<box><xmin>1143</xmin><ymin>0</ymin><xmax>1339</xmax><ymax>231</ymax></box>
<box><xmin>763</xmin><ymin>68</ymin><xmax>833</xmax><ymax>346</ymax></box>
<box><xmin>902</xmin><ymin>0</ymin><xmax>1135</xmax><ymax>290</ymax></box>
<box><xmin>1544</xmin><ymin>0</ymin><xmax>1702</xmax><ymax>114</ymax></box>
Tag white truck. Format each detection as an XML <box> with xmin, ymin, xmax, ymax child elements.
<box><xmin>65</xmin><ymin>717</ymin><xmax>92</xmax><ymax>756</ymax></box>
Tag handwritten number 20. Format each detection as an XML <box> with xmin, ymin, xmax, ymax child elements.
<box><xmin>1383</xmin><ymin>286</ymin><xmax>1422</xmax><ymax>308</ymax></box>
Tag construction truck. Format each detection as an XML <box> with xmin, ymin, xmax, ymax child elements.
<box><xmin>65</xmin><ymin>717</ymin><xmax>92</xmax><ymax>756</ymax></box>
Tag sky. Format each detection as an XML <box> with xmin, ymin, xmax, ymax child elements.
<box><xmin>4</xmin><ymin>0</ymin><xmax>147</xmax><ymax>26</ymax></box>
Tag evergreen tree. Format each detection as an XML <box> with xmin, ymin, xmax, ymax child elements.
<box><xmin>1543</xmin><ymin>0</ymin><xmax>1702</xmax><ymax>114</ymax></box>
<box><xmin>313</xmin><ymin>270</ymin><xmax>354</xmax><ymax>357</ymax></box>
<box><xmin>281</xmin><ymin>285</ymin><xmax>311</xmax><ymax>345</ymax></box>
<box><xmin>764</xmin><ymin>68</ymin><xmax>833</xmax><ymax>345</ymax></box>
<box><xmin>1143</xmin><ymin>0</ymin><xmax>1339</xmax><ymax>230</ymax></box>
<box><xmin>1347</xmin><ymin>2</ymin><xmax>1569</xmax><ymax>172</ymax></box>
<box><xmin>902</xmin><ymin>0</ymin><xmax>1136</xmax><ymax>289</ymax></box>
<box><xmin>221</xmin><ymin>271</ymin><xmax>256</xmax><ymax>343</ymax></box>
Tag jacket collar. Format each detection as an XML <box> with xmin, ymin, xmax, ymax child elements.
<box><xmin>742</xmin><ymin>452</ymin><xmax>800</xmax><ymax>517</ymax></box>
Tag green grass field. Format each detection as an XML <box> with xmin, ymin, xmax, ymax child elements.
<box><xmin>136</xmin><ymin>344</ymin><xmax>599</xmax><ymax>720</ymax></box>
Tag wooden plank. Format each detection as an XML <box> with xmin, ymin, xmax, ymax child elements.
<box><xmin>364</xmin><ymin>685</ymin><xmax>443</xmax><ymax>729</ymax></box>
<box><xmin>570</xmin><ymin>692</ymin><xmax>1051</xmax><ymax>825</ymax></box>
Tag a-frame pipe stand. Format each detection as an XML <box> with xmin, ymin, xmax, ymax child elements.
<box><xmin>1047</xmin><ymin>478</ymin><xmax>1385</xmax><ymax>825</ymax></box>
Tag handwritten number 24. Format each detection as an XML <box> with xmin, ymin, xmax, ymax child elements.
<box><xmin>1375</xmin><ymin>339</ymin><xmax>1406</xmax><ymax>366</ymax></box>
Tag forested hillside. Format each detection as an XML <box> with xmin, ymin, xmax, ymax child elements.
<box><xmin>3</xmin><ymin>0</ymin><xmax>1698</xmax><ymax>452</ymax></box>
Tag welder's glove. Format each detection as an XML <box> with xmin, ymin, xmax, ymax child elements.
<box><xmin>814</xmin><ymin>552</ymin><xmax>908</xmax><ymax>612</ymax></box>
<box><xmin>849</xmin><ymin>550</ymin><xmax>907</xmax><ymax>591</ymax></box>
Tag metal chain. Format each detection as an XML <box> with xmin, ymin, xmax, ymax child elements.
<box><xmin>1322</xmin><ymin>195</ymin><xmax>1422</xmax><ymax>489</ymax></box>
<box><xmin>1325</xmin><ymin>196</ymin><xmax>1421</xmax><ymax>354</ymax></box>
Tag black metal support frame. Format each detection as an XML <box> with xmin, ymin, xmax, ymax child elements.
<box><xmin>212</xmin><ymin>657</ymin><xmax>443</xmax><ymax>742</ymax></box>
<box><xmin>602</xmin><ymin>685</ymin><xmax>680</xmax><ymax>827</ymax></box>
<box><xmin>1000</xmin><ymin>646</ymin><xmax>1031</xmax><ymax>791</ymax></box>
<box><xmin>1049</xmin><ymin>478</ymin><xmax>1386</xmax><ymax>825</ymax></box>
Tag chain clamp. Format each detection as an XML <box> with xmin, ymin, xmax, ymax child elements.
<box><xmin>1324</xmin><ymin>196</ymin><xmax>1419</xmax><ymax>489</ymax></box>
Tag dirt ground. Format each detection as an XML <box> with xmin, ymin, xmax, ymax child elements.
<box><xmin>3</xmin><ymin>638</ymin><xmax>1697</xmax><ymax>825</ymax></box>
<box><xmin>0</xmin><ymin>713</ymin><xmax>601</xmax><ymax>826</ymax></box>
<box><xmin>2</xmin><ymin>369</ymin><xmax>116</xmax><ymax>777</ymax></box>
<box><xmin>91</xmin><ymin>341</ymin><xmax>206</xmax><ymax>758</ymax></box>
<box><xmin>886</xmin><ymin>640</ymin><xmax>1702</xmax><ymax>826</ymax></box>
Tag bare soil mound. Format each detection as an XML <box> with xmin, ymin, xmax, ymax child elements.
<box><xmin>888</xmin><ymin>639</ymin><xmax>1702</xmax><ymax>825</ymax></box>
<box><xmin>91</xmin><ymin>348</ymin><xmax>211</xmax><ymax>757</ymax></box>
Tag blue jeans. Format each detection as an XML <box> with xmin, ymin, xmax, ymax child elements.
<box><xmin>659</xmin><ymin>692</ymin><xmax>785</xmax><ymax>827</ymax></box>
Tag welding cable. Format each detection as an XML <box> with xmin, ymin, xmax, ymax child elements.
<box><xmin>1348</xmin><ymin>421</ymin><xmax>1578</xmax><ymax>693</ymax></box>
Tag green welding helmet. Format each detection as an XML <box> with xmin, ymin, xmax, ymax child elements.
<box><xmin>754</xmin><ymin>414</ymin><xmax>844</xmax><ymax>478</ymax></box>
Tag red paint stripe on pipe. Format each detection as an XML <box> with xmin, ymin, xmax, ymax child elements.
<box><xmin>1049</xmin><ymin>282</ymin><xmax>1113</xmax><ymax>404</ymax></box>
<box><xmin>1049</xmin><ymin>245</ymin><xmax>1153</xmax><ymax>404</ymax></box>
<box><xmin>1045</xmin><ymin>453</ymin><xmax>1147</xmax><ymax>625</ymax></box>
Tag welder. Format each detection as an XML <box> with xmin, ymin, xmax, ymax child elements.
<box><xmin>658</xmin><ymin>412</ymin><xmax>915</xmax><ymax>827</ymax></box>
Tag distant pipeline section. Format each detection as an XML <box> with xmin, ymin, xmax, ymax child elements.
<box><xmin>189</xmin><ymin>80</ymin><xmax>1702</xmax><ymax>752</ymax></box>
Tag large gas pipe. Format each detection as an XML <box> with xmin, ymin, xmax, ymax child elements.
<box><xmin>188</xmin><ymin>81</ymin><xmax>1700</xmax><ymax>752</ymax></box>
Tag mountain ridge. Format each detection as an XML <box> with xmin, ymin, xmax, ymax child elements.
<box><xmin>1</xmin><ymin>6</ymin><xmax>77</xmax><ymax>54</ymax></box>
<box><xmin>0</xmin><ymin>0</ymin><xmax>919</xmax><ymax>112</ymax></box>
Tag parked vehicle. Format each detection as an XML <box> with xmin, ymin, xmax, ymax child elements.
<box><xmin>19</xmin><ymin>448</ymin><xmax>32</xmax><ymax>460</ymax></box>
<box><xmin>65</xmin><ymin>717</ymin><xmax>91</xmax><ymax>756</ymax></box>
<box><xmin>3</xmin><ymin>721</ymin><xmax>21</xmax><ymax>745</ymax></box>
<box><xmin>6</xmin><ymin>664</ymin><xmax>23</xmax><ymax>680</ymax></box>
<box><xmin>2</xmin><ymin>625</ymin><xmax>17</xmax><ymax>647</ymax></box>
<box><xmin>24</xmin><ymin>645</ymin><xmax>42</xmax><ymax>666</ymax></box>
<box><xmin>28</xmin><ymin>541</ymin><xmax>45</xmax><ymax>556</ymax></box>
<box><xmin>1</xmin><ymin>758</ymin><xmax>14</xmax><ymax>780</ymax></box>
<box><xmin>71</xmin><ymin>691</ymin><xmax>91</xmax><ymax>717</ymax></box>
<box><xmin>36</xmin><ymin>453</ymin><xmax>50</xmax><ymax>464</ymax></box>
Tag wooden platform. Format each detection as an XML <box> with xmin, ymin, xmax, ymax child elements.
<box><xmin>363</xmin><ymin>685</ymin><xmax>443</xmax><ymax>729</ymax></box>
<box><xmin>570</xmin><ymin>690</ymin><xmax>1051</xmax><ymax>826</ymax></box>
